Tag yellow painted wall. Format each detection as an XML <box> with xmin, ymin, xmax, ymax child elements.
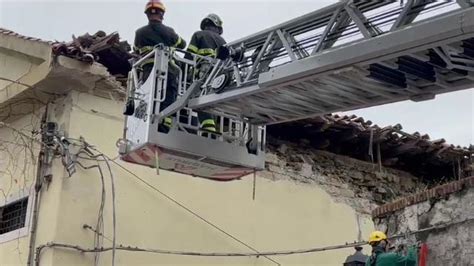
<box><xmin>0</xmin><ymin>109</ymin><xmax>41</xmax><ymax>266</ymax></box>
<box><xmin>34</xmin><ymin>91</ymin><xmax>374</xmax><ymax>265</ymax></box>
<box><xmin>0</xmin><ymin>36</ymin><xmax>51</xmax><ymax>103</ymax></box>
<box><xmin>0</xmin><ymin>36</ymin><xmax>52</xmax><ymax>266</ymax></box>
<box><xmin>1</xmin><ymin>91</ymin><xmax>374</xmax><ymax>266</ymax></box>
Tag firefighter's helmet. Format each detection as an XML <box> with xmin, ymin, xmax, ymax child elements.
<box><xmin>201</xmin><ymin>14</ymin><xmax>223</xmax><ymax>34</ymax></box>
<box><xmin>145</xmin><ymin>0</ymin><xmax>166</xmax><ymax>14</ymax></box>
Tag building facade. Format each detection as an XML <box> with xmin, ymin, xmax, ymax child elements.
<box><xmin>0</xmin><ymin>29</ymin><xmax>471</xmax><ymax>266</ymax></box>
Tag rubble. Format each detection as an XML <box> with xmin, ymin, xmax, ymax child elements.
<box><xmin>52</xmin><ymin>31</ymin><xmax>132</xmax><ymax>79</ymax></box>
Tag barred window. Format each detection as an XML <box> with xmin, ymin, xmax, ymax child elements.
<box><xmin>0</xmin><ymin>197</ymin><xmax>28</xmax><ymax>235</ymax></box>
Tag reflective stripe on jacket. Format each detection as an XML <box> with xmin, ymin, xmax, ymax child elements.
<box><xmin>186</xmin><ymin>29</ymin><xmax>226</xmax><ymax>57</ymax></box>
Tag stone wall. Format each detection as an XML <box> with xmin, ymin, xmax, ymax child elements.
<box><xmin>372</xmin><ymin>177</ymin><xmax>474</xmax><ymax>266</ymax></box>
<box><xmin>263</xmin><ymin>139</ymin><xmax>426</xmax><ymax>216</ymax></box>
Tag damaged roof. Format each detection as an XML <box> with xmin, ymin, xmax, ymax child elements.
<box><xmin>51</xmin><ymin>31</ymin><xmax>132</xmax><ymax>77</ymax></box>
<box><xmin>0</xmin><ymin>27</ymin><xmax>132</xmax><ymax>79</ymax></box>
<box><xmin>268</xmin><ymin>114</ymin><xmax>473</xmax><ymax>181</ymax></box>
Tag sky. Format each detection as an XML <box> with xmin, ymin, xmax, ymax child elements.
<box><xmin>0</xmin><ymin>0</ymin><xmax>472</xmax><ymax>146</ymax></box>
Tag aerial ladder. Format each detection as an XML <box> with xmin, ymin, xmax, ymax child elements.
<box><xmin>119</xmin><ymin>0</ymin><xmax>474</xmax><ymax>181</ymax></box>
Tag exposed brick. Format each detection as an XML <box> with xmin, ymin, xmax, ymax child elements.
<box><xmin>375</xmin><ymin>186</ymin><xmax>474</xmax><ymax>265</ymax></box>
<box><xmin>372</xmin><ymin>176</ymin><xmax>474</xmax><ymax>218</ymax></box>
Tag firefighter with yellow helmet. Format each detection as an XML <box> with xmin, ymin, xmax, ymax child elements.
<box><xmin>366</xmin><ymin>231</ymin><xmax>418</xmax><ymax>266</ymax></box>
<box><xmin>134</xmin><ymin>0</ymin><xmax>186</xmax><ymax>131</ymax></box>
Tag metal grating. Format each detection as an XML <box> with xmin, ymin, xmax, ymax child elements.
<box><xmin>0</xmin><ymin>197</ymin><xmax>28</xmax><ymax>235</ymax></box>
<box><xmin>187</xmin><ymin>1</ymin><xmax>474</xmax><ymax>125</ymax></box>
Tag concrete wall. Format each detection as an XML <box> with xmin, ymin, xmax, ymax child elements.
<box><xmin>0</xmin><ymin>35</ymin><xmax>51</xmax><ymax>103</ymax></box>
<box><xmin>1</xmin><ymin>89</ymin><xmax>429</xmax><ymax>265</ymax></box>
<box><xmin>374</xmin><ymin>182</ymin><xmax>474</xmax><ymax>266</ymax></box>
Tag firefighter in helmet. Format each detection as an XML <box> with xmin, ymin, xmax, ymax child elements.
<box><xmin>134</xmin><ymin>0</ymin><xmax>186</xmax><ymax>131</ymax></box>
<box><xmin>186</xmin><ymin>14</ymin><xmax>227</xmax><ymax>134</ymax></box>
<box><xmin>366</xmin><ymin>231</ymin><xmax>418</xmax><ymax>266</ymax></box>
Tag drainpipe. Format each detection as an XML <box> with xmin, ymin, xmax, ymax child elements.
<box><xmin>26</xmin><ymin>151</ymin><xmax>45</xmax><ymax>266</ymax></box>
<box><xmin>27</xmin><ymin>104</ymin><xmax>49</xmax><ymax>266</ymax></box>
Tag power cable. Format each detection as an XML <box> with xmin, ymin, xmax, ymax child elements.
<box><xmin>75</xmin><ymin>144</ymin><xmax>117</xmax><ymax>266</ymax></box>
<box><xmin>75</xmin><ymin>160</ymin><xmax>106</xmax><ymax>265</ymax></box>
<box><xmin>78</xmin><ymin>140</ymin><xmax>262</xmax><ymax>265</ymax></box>
<box><xmin>92</xmin><ymin>150</ymin><xmax>117</xmax><ymax>266</ymax></box>
<box><xmin>34</xmin><ymin>216</ymin><xmax>474</xmax><ymax>265</ymax></box>
<box><xmin>94</xmin><ymin>149</ymin><xmax>281</xmax><ymax>265</ymax></box>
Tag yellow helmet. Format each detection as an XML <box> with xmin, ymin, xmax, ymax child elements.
<box><xmin>368</xmin><ymin>231</ymin><xmax>387</xmax><ymax>245</ymax></box>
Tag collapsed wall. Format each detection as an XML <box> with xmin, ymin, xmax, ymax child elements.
<box><xmin>262</xmin><ymin>138</ymin><xmax>427</xmax><ymax>216</ymax></box>
<box><xmin>372</xmin><ymin>176</ymin><xmax>474</xmax><ymax>266</ymax></box>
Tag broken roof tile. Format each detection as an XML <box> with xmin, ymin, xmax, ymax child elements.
<box><xmin>268</xmin><ymin>114</ymin><xmax>473</xmax><ymax>180</ymax></box>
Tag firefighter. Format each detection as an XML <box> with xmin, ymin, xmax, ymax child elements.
<box><xmin>134</xmin><ymin>0</ymin><xmax>186</xmax><ymax>131</ymax></box>
<box><xmin>186</xmin><ymin>14</ymin><xmax>227</xmax><ymax>134</ymax></box>
<box><xmin>366</xmin><ymin>231</ymin><xmax>418</xmax><ymax>266</ymax></box>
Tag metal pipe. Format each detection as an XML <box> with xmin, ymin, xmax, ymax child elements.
<box><xmin>26</xmin><ymin>104</ymin><xmax>50</xmax><ymax>266</ymax></box>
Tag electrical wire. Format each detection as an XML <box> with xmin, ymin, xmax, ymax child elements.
<box><xmin>83</xmin><ymin>224</ymin><xmax>113</xmax><ymax>243</ymax></box>
<box><xmin>75</xmin><ymin>146</ymin><xmax>117</xmax><ymax>266</ymax></box>
<box><xmin>34</xmin><ymin>216</ymin><xmax>474</xmax><ymax>265</ymax></box>
<box><xmin>76</xmin><ymin>159</ymin><xmax>106</xmax><ymax>266</ymax></box>
<box><xmin>95</xmin><ymin>151</ymin><xmax>117</xmax><ymax>266</ymax></box>
<box><xmin>35</xmin><ymin>240</ymin><xmax>365</xmax><ymax>259</ymax></box>
<box><xmin>91</xmin><ymin>148</ymin><xmax>281</xmax><ymax>266</ymax></box>
<box><xmin>0</xmin><ymin>107</ymin><xmax>45</xmax><ymax>265</ymax></box>
<box><xmin>0</xmin><ymin>122</ymin><xmax>43</xmax><ymax>145</ymax></box>
<box><xmin>0</xmin><ymin>122</ymin><xmax>114</xmax><ymax>265</ymax></box>
<box><xmin>68</xmin><ymin>136</ymin><xmax>278</xmax><ymax>264</ymax></box>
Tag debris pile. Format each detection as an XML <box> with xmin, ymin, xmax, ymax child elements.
<box><xmin>268</xmin><ymin>114</ymin><xmax>473</xmax><ymax>181</ymax></box>
<box><xmin>52</xmin><ymin>31</ymin><xmax>132</xmax><ymax>78</ymax></box>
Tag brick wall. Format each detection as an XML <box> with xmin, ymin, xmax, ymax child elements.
<box><xmin>372</xmin><ymin>176</ymin><xmax>474</xmax><ymax>218</ymax></box>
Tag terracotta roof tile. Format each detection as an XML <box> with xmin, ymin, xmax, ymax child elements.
<box><xmin>268</xmin><ymin>114</ymin><xmax>473</xmax><ymax>179</ymax></box>
<box><xmin>0</xmin><ymin>27</ymin><xmax>52</xmax><ymax>44</ymax></box>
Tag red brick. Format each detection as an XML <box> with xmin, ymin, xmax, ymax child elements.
<box><xmin>372</xmin><ymin>176</ymin><xmax>474</xmax><ymax>218</ymax></box>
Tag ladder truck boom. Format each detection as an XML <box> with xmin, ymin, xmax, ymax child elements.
<box><xmin>188</xmin><ymin>0</ymin><xmax>474</xmax><ymax>125</ymax></box>
<box><xmin>120</xmin><ymin>0</ymin><xmax>474</xmax><ymax>180</ymax></box>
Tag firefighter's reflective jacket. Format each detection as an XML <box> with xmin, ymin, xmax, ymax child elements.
<box><xmin>134</xmin><ymin>21</ymin><xmax>186</xmax><ymax>64</ymax></box>
<box><xmin>187</xmin><ymin>29</ymin><xmax>226</xmax><ymax>58</ymax></box>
